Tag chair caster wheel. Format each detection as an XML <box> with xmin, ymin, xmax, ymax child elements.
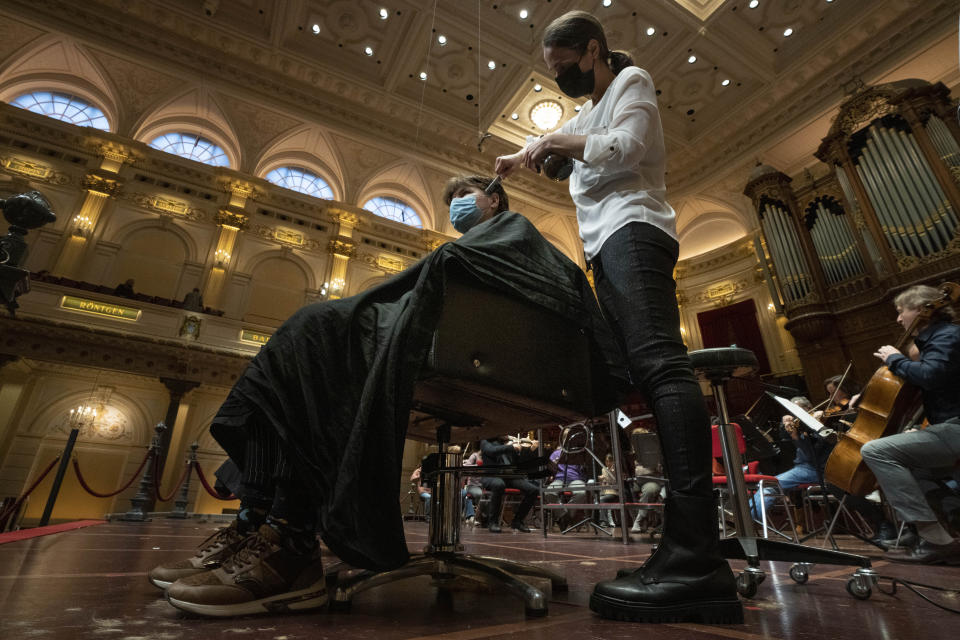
<box><xmin>789</xmin><ymin>564</ymin><xmax>809</xmax><ymax>584</ymax></box>
<box><xmin>736</xmin><ymin>571</ymin><xmax>759</xmax><ymax>598</ymax></box>
<box><xmin>328</xmin><ymin>598</ymin><xmax>352</xmax><ymax>612</ymax></box>
<box><xmin>525</xmin><ymin>606</ymin><xmax>548</xmax><ymax>618</ymax></box>
<box><xmin>846</xmin><ymin>576</ymin><xmax>872</xmax><ymax>600</ymax></box>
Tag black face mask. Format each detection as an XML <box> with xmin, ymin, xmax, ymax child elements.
<box><xmin>556</xmin><ymin>55</ymin><xmax>595</xmax><ymax>98</ymax></box>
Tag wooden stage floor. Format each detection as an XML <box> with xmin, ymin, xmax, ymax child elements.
<box><xmin>0</xmin><ymin>518</ymin><xmax>956</xmax><ymax>639</ymax></box>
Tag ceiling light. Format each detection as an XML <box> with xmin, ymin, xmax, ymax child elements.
<box><xmin>519</xmin><ymin>9</ymin><xmax>528</xmax><ymax>19</ymax></box>
<box><xmin>646</xmin><ymin>26</ymin><xmax>656</xmax><ymax>36</ymax></box>
<box><xmin>364</xmin><ymin>46</ymin><xmax>374</xmax><ymax>56</ymax></box>
<box><xmin>602</xmin><ymin>0</ymin><xmax>612</xmax><ymax>6</ymax></box>
<box><xmin>533</xmin><ymin>84</ymin><xmax>542</xmax><ymax>92</ymax></box>
<box><xmin>530</xmin><ymin>100</ymin><xmax>563</xmax><ymax>130</ymax></box>
<box><xmin>721</xmin><ymin>78</ymin><xmax>731</xmax><ymax>86</ymax></box>
<box><xmin>311</xmin><ymin>24</ymin><xmax>320</xmax><ymax>35</ymax></box>
<box><xmin>511</xmin><ymin>113</ymin><xmax>519</xmax><ymax>120</ymax></box>
<box><xmin>488</xmin><ymin>60</ymin><xmax>496</xmax><ymax>70</ymax></box>
<box><xmin>419</xmin><ymin>71</ymin><xmax>427</xmax><ymax>80</ymax></box>
<box><xmin>783</xmin><ymin>27</ymin><xmax>793</xmax><ymax>37</ymax></box>
<box><xmin>379</xmin><ymin>8</ymin><xmax>389</xmax><ymax>19</ymax></box>
<box><xmin>749</xmin><ymin>0</ymin><xmax>759</xmax><ymax>8</ymax></box>
<box><xmin>437</xmin><ymin>34</ymin><xmax>447</xmax><ymax>46</ymax></box>
<box><xmin>687</xmin><ymin>55</ymin><xmax>697</xmax><ymax>64</ymax></box>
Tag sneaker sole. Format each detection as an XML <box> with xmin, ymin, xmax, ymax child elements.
<box><xmin>589</xmin><ymin>592</ymin><xmax>744</xmax><ymax>624</ymax></box>
<box><xmin>166</xmin><ymin>583</ymin><xmax>328</xmax><ymax>617</ymax></box>
<box><xmin>149</xmin><ymin>576</ymin><xmax>174</xmax><ymax>590</ymax></box>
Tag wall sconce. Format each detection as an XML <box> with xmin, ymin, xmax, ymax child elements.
<box><xmin>767</xmin><ymin>302</ymin><xmax>776</xmax><ymax>312</ymax></box>
<box><xmin>73</xmin><ymin>214</ymin><xmax>92</xmax><ymax>237</ymax></box>
<box><xmin>68</xmin><ymin>403</ymin><xmax>97</xmax><ymax>429</ymax></box>
<box><xmin>215</xmin><ymin>249</ymin><xmax>231</xmax><ymax>267</ymax></box>
<box><xmin>320</xmin><ymin>278</ymin><xmax>345</xmax><ymax>298</ymax></box>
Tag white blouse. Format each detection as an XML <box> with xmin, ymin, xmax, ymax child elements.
<box><xmin>558</xmin><ymin>66</ymin><xmax>675</xmax><ymax>260</ymax></box>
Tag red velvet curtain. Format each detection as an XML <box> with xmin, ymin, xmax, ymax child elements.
<box><xmin>696</xmin><ymin>298</ymin><xmax>771</xmax><ymax>374</ymax></box>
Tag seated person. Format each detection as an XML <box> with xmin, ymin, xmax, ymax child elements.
<box><xmin>479</xmin><ymin>436</ymin><xmax>540</xmax><ymax>533</ymax></box>
<box><xmin>750</xmin><ymin>397</ymin><xmax>833</xmax><ymax>519</ymax></box>
<box><xmin>545</xmin><ymin>445</ymin><xmax>589</xmax><ymax>530</ymax></box>
<box><xmin>462</xmin><ymin>448</ymin><xmax>483</xmax><ymax>525</ymax></box>
<box><xmin>182</xmin><ymin>287</ymin><xmax>204</xmax><ymax>312</ymax></box>
<box><xmin>147</xmin><ymin>175</ymin><xmax>623</xmax><ymax>617</ymax></box>
<box><xmin>863</xmin><ymin>284</ymin><xmax>960</xmax><ymax>564</ymax></box>
<box><xmin>113</xmin><ymin>278</ymin><xmax>135</xmax><ymax>297</ymax></box>
<box><xmin>599</xmin><ymin>453</ymin><xmax>620</xmax><ymax>527</ymax></box>
<box><xmin>410</xmin><ymin>465</ymin><xmax>431</xmax><ymax>519</ymax></box>
<box><xmin>629</xmin><ymin>427</ymin><xmax>664</xmax><ymax>534</ymax></box>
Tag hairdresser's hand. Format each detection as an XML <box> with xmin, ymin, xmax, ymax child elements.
<box><xmin>521</xmin><ymin>133</ymin><xmax>555</xmax><ymax>173</ymax></box>
<box><xmin>494</xmin><ymin>152</ymin><xmax>523</xmax><ymax>178</ymax></box>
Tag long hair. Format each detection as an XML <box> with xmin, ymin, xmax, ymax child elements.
<box><xmin>542</xmin><ymin>10</ymin><xmax>634</xmax><ymax>74</ymax></box>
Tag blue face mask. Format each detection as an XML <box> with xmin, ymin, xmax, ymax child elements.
<box><xmin>449</xmin><ymin>194</ymin><xmax>484</xmax><ymax>233</ymax></box>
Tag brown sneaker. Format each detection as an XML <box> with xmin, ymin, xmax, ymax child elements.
<box><xmin>148</xmin><ymin>521</ymin><xmax>248</xmax><ymax>589</ymax></box>
<box><xmin>165</xmin><ymin>524</ymin><xmax>327</xmax><ymax>617</ymax></box>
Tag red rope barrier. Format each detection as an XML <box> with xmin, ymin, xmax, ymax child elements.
<box><xmin>0</xmin><ymin>455</ymin><xmax>62</xmax><ymax>529</ymax></box>
<box><xmin>153</xmin><ymin>461</ymin><xmax>192</xmax><ymax>502</ymax></box>
<box><xmin>72</xmin><ymin>449</ymin><xmax>152</xmax><ymax>499</ymax></box>
<box><xmin>194</xmin><ymin>461</ymin><xmax>237</xmax><ymax>501</ymax></box>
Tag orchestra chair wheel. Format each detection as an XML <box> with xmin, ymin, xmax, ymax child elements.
<box><xmin>846</xmin><ymin>576</ymin><xmax>872</xmax><ymax>600</ymax></box>
<box><xmin>736</xmin><ymin>572</ymin><xmax>759</xmax><ymax>598</ymax></box>
<box><xmin>789</xmin><ymin>563</ymin><xmax>810</xmax><ymax>584</ymax></box>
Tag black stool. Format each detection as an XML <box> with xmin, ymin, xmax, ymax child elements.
<box><xmin>690</xmin><ymin>346</ymin><xmax>878</xmax><ymax>599</ymax></box>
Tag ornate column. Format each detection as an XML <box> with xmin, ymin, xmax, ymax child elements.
<box><xmin>325</xmin><ymin>210</ymin><xmax>359</xmax><ymax>299</ymax></box>
<box><xmin>147</xmin><ymin>377</ymin><xmax>199</xmax><ymax>511</ymax></box>
<box><xmin>204</xmin><ymin>180</ymin><xmax>253</xmax><ymax>310</ymax></box>
<box><xmin>54</xmin><ymin>146</ymin><xmax>128</xmax><ymax>280</ymax></box>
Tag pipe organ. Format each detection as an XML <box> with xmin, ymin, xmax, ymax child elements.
<box><xmin>743</xmin><ymin>79</ymin><xmax>960</xmax><ymax>389</ymax></box>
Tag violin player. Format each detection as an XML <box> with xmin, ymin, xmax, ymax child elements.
<box><xmin>861</xmin><ymin>284</ymin><xmax>960</xmax><ymax>564</ymax></box>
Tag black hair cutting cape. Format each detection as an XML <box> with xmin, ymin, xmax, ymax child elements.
<box><xmin>210</xmin><ymin>211</ymin><xmax>626</xmax><ymax>571</ymax></box>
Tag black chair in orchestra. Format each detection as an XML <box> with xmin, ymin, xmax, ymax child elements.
<box><xmin>689</xmin><ymin>346</ymin><xmax>879</xmax><ymax>599</ymax></box>
<box><xmin>326</xmin><ymin>273</ymin><xmax>633</xmax><ymax>617</ymax></box>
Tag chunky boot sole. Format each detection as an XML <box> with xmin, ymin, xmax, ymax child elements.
<box><xmin>166</xmin><ymin>583</ymin><xmax>328</xmax><ymax>617</ymax></box>
<box><xmin>590</xmin><ymin>592</ymin><xmax>743</xmax><ymax>624</ymax></box>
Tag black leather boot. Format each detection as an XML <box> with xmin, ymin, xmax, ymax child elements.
<box><xmin>590</xmin><ymin>495</ymin><xmax>742</xmax><ymax>624</ymax></box>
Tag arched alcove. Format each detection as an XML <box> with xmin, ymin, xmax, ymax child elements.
<box><xmin>243</xmin><ymin>255</ymin><xmax>310</xmax><ymax>324</ymax></box>
<box><xmin>111</xmin><ymin>226</ymin><xmax>190</xmax><ymax>299</ymax></box>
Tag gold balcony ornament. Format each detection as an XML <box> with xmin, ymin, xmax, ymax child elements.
<box><xmin>327</xmin><ymin>237</ymin><xmax>356</xmax><ymax>258</ymax></box>
<box><xmin>275</xmin><ymin>228</ymin><xmax>304</xmax><ymax>246</ymax></box>
<box><xmin>217</xmin><ymin>209</ymin><xmax>249</xmax><ymax>231</ymax></box>
<box><xmin>82</xmin><ymin>172</ymin><xmax>121</xmax><ymax>197</ymax></box>
<box><xmin>2</xmin><ymin>157</ymin><xmax>52</xmax><ymax>179</ymax></box>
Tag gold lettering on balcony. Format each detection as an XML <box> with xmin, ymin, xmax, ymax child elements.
<box><xmin>240</xmin><ymin>329</ymin><xmax>271</xmax><ymax>345</ymax></box>
<box><xmin>60</xmin><ymin>296</ymin><xmax>141</xmax><ymax>321</ymax></box>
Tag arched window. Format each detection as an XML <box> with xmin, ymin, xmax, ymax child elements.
<box><xmin>10</xmin><ymin>91</ymin><xmax>110</xmax><ymax>131</ymax></box>
<box><xmin>362</xmin><ymin>196</ymin><xmax>422</xmax><ymax>228</ymax></box>
<box><xmin>265</xmin><ymin>166</ymin><xmax>333</xmax><ymax>200</ymax></box>
<box><xmin>148</xmin><ymin>132</ymin><xmax>231</xmax><ymax>167</ymax></box>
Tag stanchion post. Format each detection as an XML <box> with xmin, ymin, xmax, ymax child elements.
<box><xmin>38</xmin><ymin>427</ymin><xmax>80</xmax><ymax>527</ymax></box>
<box><xmin>168</xmin><ymin>442</ymin><xmax>197</xmax><ymax>519</ymax></box>
<box><xmin>119</xmin><ymin>422</ymin><xmax>165</xmax><ymax>522</ymax></box>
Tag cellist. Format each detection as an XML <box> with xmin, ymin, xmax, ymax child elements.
<box><xmin>861</xmin><ymin>284</ymin><xmax>960</xmax><ymax>565</ymax></box>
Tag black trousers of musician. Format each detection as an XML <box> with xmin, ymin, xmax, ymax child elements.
<box><xmin>591</xmin><ymin>222</ymin><xmax>727</xmax><ymax>581</ymax></box>
<box><xmin>480</xmin><ymin>476</ymin><xmax>539</xmax><ymax>525</ymax></box>
<box><xmin>237</xmin><ymin>417</ymin><xmax>318</xmax><ymax>533</ymax></box>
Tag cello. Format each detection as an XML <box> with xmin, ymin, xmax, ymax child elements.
<box><xmin>824</xmin><ymin>282</ymin><xmax>960</xmax><ymax>496</ymax></box>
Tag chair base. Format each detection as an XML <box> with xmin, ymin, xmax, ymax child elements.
<box><xmin>326</xmin><ymin>552</ymin><xmax>566</xmax><ymax>617</ymax></box>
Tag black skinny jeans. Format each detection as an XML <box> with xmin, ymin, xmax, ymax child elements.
<box><xmin>590</xmin><ymin>222</ymin><xmax>713</xmax><ymax>501</ymax></box>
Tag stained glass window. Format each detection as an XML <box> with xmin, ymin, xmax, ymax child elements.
<box><xmin>265</xmin><ymin>166</ymin><xmax>333</xmax><ymax>199</ymax></box>
<box><xmin>148</xmin><ymin>132</ymin><xmax>231</xmax><ymax>167</ymax></box>
<box><xmin>10</xmin><ymin>91</ymin><xmax>110</xmax><ymax>131</ymax></box>
<box><xmin>362</xmin><ymin>196</ymin><xmax>422</xmax><ymax>228</ymax></box>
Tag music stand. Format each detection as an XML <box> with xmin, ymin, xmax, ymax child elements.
<box><xmin>556</xmin><ymin>422</ymin><xmax>616</xmax><ymax>536</ymax></box>
<box><xmin>690</xmin><ymin>347</ymin><xmax>878</xmax><ymax>599</ymax></box>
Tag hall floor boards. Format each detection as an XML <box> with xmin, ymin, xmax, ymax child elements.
<box><xmin>0</xmin><ymin>519</ymin><xmax>956</xmax><ymax>640</ymax></box>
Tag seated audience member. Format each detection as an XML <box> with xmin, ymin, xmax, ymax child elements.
<box><xmin>630</xmin><ymin>427</ymin><xmax>664</xmax><ymax>534</ymax></box>
<box><xmin>599</xmin><ymin>453</ymin><xmax>620</xmax><ymax>527</ymax></box>
<box><xmin>183</xmin><ymin>287</ymin><xmax>204</xmax><ymax>312</ymax></box>
<box><xmin>146</xmin><ymin>174</ymin><xmax>623</xmax><ymax>617</ymax></box>
<box><xmin>479</xmin><ymin>436</ymin><xmax>540</xmax><ymax>533</ymax></box>
<box><xmin>113</xmin><ymin>278</ymin><xmax>135</xmax><ymax>297</ymax></box>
